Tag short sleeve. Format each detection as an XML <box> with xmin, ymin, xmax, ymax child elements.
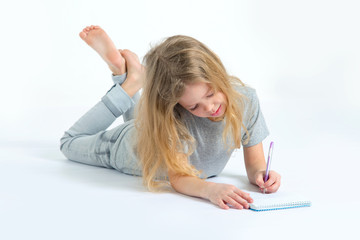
<box><xmin>241</xmin><ymin>88</ymin><xmax>269</xmax><ymax>148</ymax></box>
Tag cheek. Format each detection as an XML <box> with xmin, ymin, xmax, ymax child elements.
<box><xmin>187</xmin><ymin>109</ymin><xmax>206</xmax><ymax>118</ymax></box>
<box><xmin>221</xmin><ymin>93</ymin><xmax>227</xmax><ymax>103</ymax></box>
<box><xmin>215</xmin><ymin>92</ymin><xmax>226</xmax><ymax>103</ymax></box>
<box><xmin>192</xmin><ymin>110</ymin><xmax>205</xmax><ymax>117</ymax></box>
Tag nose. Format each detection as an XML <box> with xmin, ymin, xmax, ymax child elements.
<box><xmin>204</xmin><ymin>102</ymin><xmax>214</xmax><ymax>113</ymax></box>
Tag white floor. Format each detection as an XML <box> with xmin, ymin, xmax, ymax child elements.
<box><xmin>1</xmin><ymin>1</ymin><xmax>359</xmax><ymax>239</ymax></box>
<box><xmin>1</xmin><ymin>132</ymin><xmax>359</xmax><ymax>240</ymax></box>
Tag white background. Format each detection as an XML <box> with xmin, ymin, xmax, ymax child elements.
<box><xmin>0</xmin><ymin>0</ymin><xmax>359</xmax><ymax>239</ymax></box>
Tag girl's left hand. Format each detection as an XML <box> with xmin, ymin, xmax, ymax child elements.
<box><xmin>254</xmin><ymin>170</ymin><xmax>281</xmax><ymax>193</ymax></box>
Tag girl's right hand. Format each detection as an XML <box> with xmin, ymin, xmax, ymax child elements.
<box><xmin>205</xmin><ymin>183</ymin><xmax>253</xmax><ymax>210</ymax></box>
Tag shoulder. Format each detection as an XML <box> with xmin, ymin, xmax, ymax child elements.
<box><xmin>232</xmin><ymin>84</ymin><xmax>259</xmax><ymax>105</ymax></box>
<box><xmin>231</xmin><ymin>84</ymin><xmax>264</xmax><ymax>127</ymax></box>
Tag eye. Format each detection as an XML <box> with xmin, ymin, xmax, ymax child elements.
<box><xmin>190</xmin><ymin>104</ymin><xmax>198</xmax><ymax>111</ymax></box>
<box><xmin>207</xmin><ymin>92</ymin><xmax>214</xmax><ymax>98</ymax></box>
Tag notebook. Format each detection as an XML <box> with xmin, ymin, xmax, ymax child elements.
<box><xmin>248</xmin><ymin>190</ymin><xmax>311</xmax><ymax>211</ymax></box>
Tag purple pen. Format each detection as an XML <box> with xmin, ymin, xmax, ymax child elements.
<box><xmin>263</xmin><ymin>141</ymin><xmax>274</xmax><ymax>193</ymax></box>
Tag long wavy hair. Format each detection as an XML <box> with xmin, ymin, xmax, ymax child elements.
<box><xmin>135</xmin><ymin>35</ymin><xmax>248</xmax><ymax>191</ymax></box>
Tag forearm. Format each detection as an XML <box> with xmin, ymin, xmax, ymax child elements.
<box><xmin>245</xmin><ymin>161</ymin><xmax>266</xmax><ymax>185</ymax></box>
<box><xmin>170</xmin><ymin>174</ymin><xmax>255</xmax><ymax>210</ymax></box>
<box><xmin>243</xmin><ymin>143</ymin><xmax>267</xmax><ymax>185</ymax></box>
<box><xmin>169</xmin><ymin>175</ymin><xmax>213</xmax><ymax>200</ymax></box>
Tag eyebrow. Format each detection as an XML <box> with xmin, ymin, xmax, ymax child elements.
<box><xmin>186</xmin><ymin>89</ymin><xmax>211</xmax><ymax>108</ymax></box>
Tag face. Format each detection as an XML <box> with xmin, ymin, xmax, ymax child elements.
<box><xmin>178</xmin><ymin>81</ymin><xmax>227</xmax><ymax>119</ymax></box>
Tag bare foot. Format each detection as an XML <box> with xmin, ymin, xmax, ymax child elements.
<box><xmin>119</xmin><ymin>49</ymin><xmax>144</xmax><ymax>97</ymax></box>
<box><xmin>79</xmin><ymin>25</ymin><xmax>126</xmax><ymax>75</ymax></box>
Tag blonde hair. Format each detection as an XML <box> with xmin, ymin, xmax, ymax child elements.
<box><xmin>135</xmin><ymin>35</ymin><xmax>248</xmax><ymax>191</ymax></box>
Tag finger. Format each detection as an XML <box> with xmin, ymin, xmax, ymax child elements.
<box><xmin>266</xmin><ymin>179</ymin><xmax>281</xmax><ymax>193</ymax></box>
<box><xmin>255</xmin><ymin>174</ymin><xmax>265</xmax><ymax>188</ymax></box>
<box><xmin>266</xmin><ymin>186</ymin><xmax>278</xmax><ymax>193</ymax></box>
<box><xmin>121</xmin><ymin>49</ymin><xmax>138</xmax><ymax>58</ymax></box>
<box><xmin>224</xmin><ymin>196</ymin><xmax>243</xmax><ymax>210</ymax></box>
<box><xmin>264</xmin><ymin>178</ymin><xmax>276</xmax><ymax>188</ymax></box>
<box><xmin>234</xmin><ymin>189</ymin><xmax>253</xmax><ymax>203</ymax></box>
<box><xmin>230</xmin><ymin>194</ymin><xmax>251</xmax><ymax>209</ymax></box>
<box><xmin>121</xmin><ymin>51</ymin><xmax>140</xmax><ymax>65</ymax></box>
<box><xmin>259</xmin><ymin>188</ymin><xmax>270</xmax><ymax>193</ymax></box>
<box><xmin>217</xmin><ymin>200</ymin><xmax>230</xmax><ymax>210</ymax></box>
<box><xmin>119</xmin><ymin>49</ymin><xmax>131</xmax><ymax>59</ymax></box>
<box><xmin>264</xmin><ymin>173</ymin><xmax>278</xmax><ymax>188</ymax></box>
<box><xmin>119</xmin><ymin>49</ymin><xmax>129</xmax><ymax>56</ymax></box>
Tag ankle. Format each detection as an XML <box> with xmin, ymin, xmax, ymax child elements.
<box><xmin>121</xmin><ymin>77</ymin><xmax>142</xmax><ymax>97</ymax></box>
<box><xmin>109</xmin><ymin>63</ymin><xmax>126</xmax><ymax>76</ymax></box>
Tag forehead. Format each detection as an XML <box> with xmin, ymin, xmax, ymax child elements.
<box><xmin>178</xmin><ymin>81</ymin><xmax>210</xmax><ymax>106</ymax></box>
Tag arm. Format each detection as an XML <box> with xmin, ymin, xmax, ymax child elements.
<box><xmin>168</xmin><ymin>156</ymin><xmax>253</xmax><ymax>210</ymax></box>
<box><xmin>169</xmin><ymin>172</ymin><xmax>253</xmax><ymax>210</ymax></box>
<box><xmin>243</xmin><ymin>142</ymin><xmax>266</xmax><ymax>185</ymax></box>
<box><xmin>168</xmin><ymin>172</ymin><xmax>209</xmax><ymax>199</ymax></box>
<box><xmin>243</xmin><ymin>142</ymin><xmax>281</xmax><ymax>193</ymax></box>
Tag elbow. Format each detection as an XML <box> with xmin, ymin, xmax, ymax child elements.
<box><xmin>168</xmin><ymin>174</ymin><xmax>177</xmax><ymax>189</ymax></box>
<box><xmin>168</xmin><ymin>171</ymin><xmax>182</xmax><ymax>192</ymax></box>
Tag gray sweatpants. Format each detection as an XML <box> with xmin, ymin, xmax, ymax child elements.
<box><xmin>60</xmin><ymin>74</ymin><xmax>142</xmax><ymax>176</ymax></box>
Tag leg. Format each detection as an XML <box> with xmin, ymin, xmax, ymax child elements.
<box><xmin>60</xmin><ymin>96</ymin><xmax>134</xmax><ymax>168</ymax></box>
<box><xmin>80</xmin><ymin>26</ymin><xmax>143</xmax><ymax>99</ymax></box>
<box><xmin>123</xmin><ymin>91</ymin><xmax>140</xmax><ymax>122</ymax></box>
<box><xmin>60</xmin><ymin>26</ymin><xmax>134</xmax><ymax>167</ymax></box>
<box><xmin>119</xmin><ymin>49</ymin><xmax>145</xmax><ymax>120</ymax></box>
<box><xmin>60</xmin><ymin>117</ymin><xmax>134</xmax><ymax>169</ymax></box>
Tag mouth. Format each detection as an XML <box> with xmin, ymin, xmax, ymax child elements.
<box><xmin>211</xmin><ymin>105</ymin><xmax>221</xmax><ymax>117</ymax></box>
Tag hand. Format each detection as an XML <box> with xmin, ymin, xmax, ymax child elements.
<box><xmin>205</xmin><ymin>182</ymin><xmax>253</xmax><ymax>210</ymax></box>
<box><xmin>255</xmin><ymin>170</ymin><xmax>281</xmax><ymax>193</ymax></box>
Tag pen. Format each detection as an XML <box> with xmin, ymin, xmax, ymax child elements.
<box><xmin>263</xmin><ymin>141</ymin><xmax>274</xmax><ymax>194</ymax></box>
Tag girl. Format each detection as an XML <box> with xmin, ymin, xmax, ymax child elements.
<box><xmin>60</xmin><ymin>25</ymin><xmax>281</xmax><ymax>210</ymax></box>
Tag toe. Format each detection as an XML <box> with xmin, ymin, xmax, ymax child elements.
<box><xmin>79</xmin><ymin>31</ymin><xmax>87</xmax><ymax>39</ymax></box>
<box><xmin>121</xmin><ymin>49</ymin><xmax>131</xmax><ymax>55</ymax></box>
